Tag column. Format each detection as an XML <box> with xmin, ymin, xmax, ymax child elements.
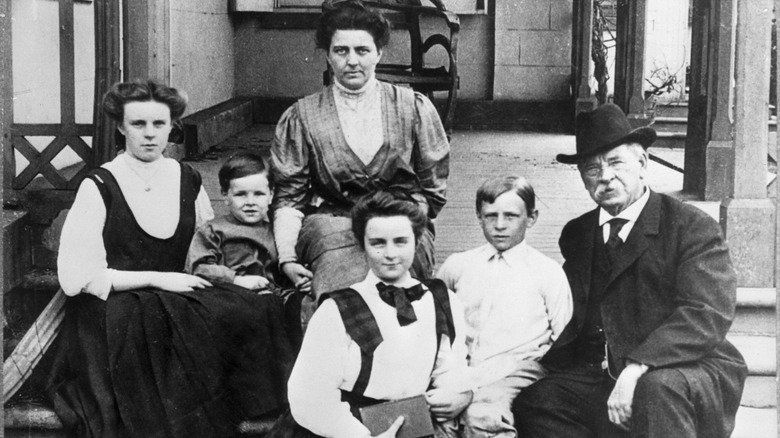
<box><xmin>123</xmin><ymin>0</ymin><xmax>170</xmax><ymax>83</ymax></box>
<box><xmin>572</xmin><ymin>0</ymin><xmax>597</xmax><ymax>115</ymax></box>
<box><xmin>684</xmin><ymin>0</ymin><xmax>735</xmax><ymax>200</ymax></box>
<box><xmin>721</xmin><ymin>0</ymin><xmax>775</xmax><ymax>287</ymax></box>
<box><xmin>613</xmin><ymin>0</ymin><xmax>649</xmax><ymax>127</ymax></box>
<box><xmin>91</xmin><ymin>0</ymin><xmax>121</xmax><ymax>167</ymax></box>
<box><xmin>1</xmin><ymin>0</ymin><xmax>13</xmax><ymax>200</ymax></box>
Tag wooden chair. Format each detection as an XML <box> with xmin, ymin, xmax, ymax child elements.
<box><xmin>324</xmin><ymin>0</ymin><xmax>460</xmax><ymax>134</ymax></box>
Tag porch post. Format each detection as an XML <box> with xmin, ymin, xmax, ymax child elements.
<box><xmin>122</xmin><ymin>0</ymin><xmax>170</xmax><ymax>83</ymax></box>
<box><xmin>613</xmin><ymin>0</ymin><xmax>649</xmax><ymax>127</ymax></box>
<box><xmin>684</xmin><ymin>0</ymin><xmax>735</xmax><ymax>200</ymax></box>
<box><xmin>720</xmin><ymin>0</ymin><xmax>775</xmax><ymax>287</ymax></box>
<box><xmin>573</xmin><ymin>0</ymin><xmax>597</xmax><ymax>116</ymax></box>
<box><xmin>92</xmin><ymin>0</ymin><xmax>122</xmax><ymax>167</ymax></box>
<box><xmin>1</xmin><ymin>0</ymin><xmax>12</xmax><ymax>201</ymax></box>
<box><xmin>776</xmin><ymin>0</ymin><xmax>780</xmax><ymax>430</ymax></box>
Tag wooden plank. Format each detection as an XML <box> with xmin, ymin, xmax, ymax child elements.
<box><xmin>123</xmin><ymin>0</ymin><xmax>169</xmax><ymax>83</ymax></box>
<box><xmin>123</xmin><ymin>0</ymin><xmax>149</xmax><ymax>81</ymax></box>
<box><xmin>2</xmin><ymin>0</ymin><xmax>14</xmax><ymax>201</ymax></box>
<box><xmin>11</xmin><ymin>131</ymin><xmax>92</xmax><ymax>189</ymax></box>
<box><xmin>92</xmin><ymin>0</ymin><xmax>121</xmax><ymax>167</ymax></box>
<box><xmin>67</xmin><ymin>135</ymin><xmax>93</xmax><ymax>162</ymax></box>
<box><xmin>11</xmin><ymin>124</ymin><xmax>93</xmax><ymax>136</ymax></box>
<box><xmin>148</xmin><ymin>0</ymin><xmax>170</xmax><ymax>83</ymax></box>
<box><xmin>60</xmin><ymin>0</ymin><xmax>76</xmax><ymax>124</ymax></box>
<box><xmin>13</xmin><ymin>136</ymin><xmax>69</xmax><ymax>189</ymax></box>
<box><xmin>14</xmin><ymin>162</ymin><xmax>66</xmax><ymax>190</ymax></box>
<box><xmin>66</xmin><ymin>165</ymin><xmax>91</xmax><ymax>190</ymax></box>
<box><xmin>3</xmin><ymin>290</ymin><xmax>66</xmax><ymax>403</ymax></box>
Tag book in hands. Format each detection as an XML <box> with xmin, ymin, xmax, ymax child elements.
<box><xmin>359</xmin><ymin>394</ymin><xmax>435</xmax><ymax>438</ymax></box>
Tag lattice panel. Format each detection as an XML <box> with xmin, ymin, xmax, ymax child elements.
<box><xmin>11</xmin><ymin>125</ymin><xmax>93</xmax><ymax>190</ymax></box>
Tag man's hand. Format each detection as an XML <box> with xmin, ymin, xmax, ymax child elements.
<box><xmin>425</xmin><ymin>388</ymin><xmax>473</xmax><ymax>422</ymax></box>
<box><xmin>281</xmin><ymin>262</ymin><xmax>313</xmax><ymax>294</ymax></box>
<box><xmin>373</xmin><ymin>416</ymin><xmax>404</xmax><ymax>437</ymax></box>
<box><xmin>233</xmin><ymin>275</ymin><xmax>270</xmax><ymax>291</ymax></box>
<box><xmin>607</xmin><ymin>362</ymin><xmax>649</xmax><ymax>430</ymax></box>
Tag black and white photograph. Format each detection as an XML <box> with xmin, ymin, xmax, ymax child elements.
<box><xmin>1</xmin><ymin>0</ymin><xmax>778</xmax><ymax>437</ymax></box>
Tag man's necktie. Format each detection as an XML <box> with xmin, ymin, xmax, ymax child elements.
<box><xmin>376</xmin><ymin>282</ymin><xmax>426</xmax><ymax>326</ymax></box>
<box><xmin>605</xmin><ymin>218</ymin><xmax>629</xmax><ymax>264</ymax></box>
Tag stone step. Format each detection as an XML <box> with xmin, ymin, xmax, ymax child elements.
<box><xmin>654</xmin><ymin>102</ymin><xmax>689</xmax><ymax>118</ymax></box>
<box><xmin>650</xmin><ymin>122</ymin><xmax>778</xmax><ymax>153</ymax></box>
<box><xmin>728</xmin><ymin>334</ymin><xmax>775</xmax><ymax>376</ymax></box>
<box><xmin>651</xmin><ymin>116</ymin><xmax>688</xmax><ymax>134</ymax></box>
<box><xmin>3</xmin><ymin>209</ymin><xmax>31</xmax><ymax>294</ymax></box>
<box><xmin>7</xmin><ymin>401</ymin><xmax>775</xmax><ymax>436</ymax></box>
<box><xmin>732</xmin><ymin>288</ymin><xmax>776</xmax><ymax>336</ymax></box>
<box><xmin>742</xmin><ymin>375</ymin><xmax>777</xmax><ymax>408</ymax></box>
<box><xmin>732</xmin><ymin>406</ymin><xmax>777</xmax><ymax>438</ymax></box>
<box><xmin>654</xmin><ymin>131</ymin><xmax>686</xmax><ymax>149</ymax></box>
<box><xmin>652</xmin><ymin>116</ymin><xmax>776</xmax><ymax>134</ymax></box>
<box><xmin>4</xmin><ymin>403</ymin><xmax>63</xmax><ymax>432</ymax></box>
<box><xmin>182</xmin><ymin>97</ymin><xmax>256</xmax><ymax>158</ymax></box>
<box><xmin>4</xmin><ymin>402</ymin><xmax>275</xmax><ymax>436</ymax></box>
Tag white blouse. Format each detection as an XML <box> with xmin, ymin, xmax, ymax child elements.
<box><xmin>287</xmin><ymin>271</ymin><xmax>470</xmax><ymax>438</ymax></box>
<box><xmin>57</xmin><ymin>153</ymin><xmax>214</xmax><ymax>300</ymax></box>
<box><xmin>333</xmin><ymin>76</ymin><xmax>384</xmax><ymax>165</ymax></box>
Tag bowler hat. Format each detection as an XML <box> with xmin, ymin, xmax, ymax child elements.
<box><xmin>556</xmin><ymin>103</ymin><xmax>657</xmax><ymax>164</ymax></box>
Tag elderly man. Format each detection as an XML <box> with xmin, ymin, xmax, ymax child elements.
<box><xmin>512</xmin><ymin>103</ymin><xmax>747</xmax><ymax>438</ymax></box>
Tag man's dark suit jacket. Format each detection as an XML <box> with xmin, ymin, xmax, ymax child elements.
<box><xmin>544</xmin><ymin>190</ymin><xmax>746</xmax><ymax>384</ymax></box>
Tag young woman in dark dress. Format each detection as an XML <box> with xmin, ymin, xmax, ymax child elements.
<box><xmin>50</xmin><ymin>80</ymin><xmax>294</xmax><ymax>437</ymax></box>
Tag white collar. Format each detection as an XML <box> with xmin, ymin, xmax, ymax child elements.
<box><xmin>483</xmin><ymin>240</ymin><xmax>527</xmax><ymax>268</ymax></box>
<box><xmin>598</xmin><ymin>187</ymin><xmax>650</xmax><ymax>227</ymax></box>
<box><xmin>333</xmin><ymin>75</ymin><xmax>379</xmax><ymax>100</ymax></box>
<box><xmin>121</xmin><ymin>151</ymin><xmax>166</xmax><ymax>171</ymax></box>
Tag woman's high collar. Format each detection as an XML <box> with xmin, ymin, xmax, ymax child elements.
<box><xmin>333</xmin><ymin>75</ymin><xmax>379</xmax><ymax>100</ymax></box>
<box><xmin>121</xmin><ymin>151</ymin><xmax>166</xmax><ymax>171</ymax></box>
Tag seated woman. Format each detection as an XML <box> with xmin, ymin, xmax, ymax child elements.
<box><xmin>270</xmin><ymin>190</ymin><xmax>472</xmax><ymax>438</ymax></box>
<box><xmin>271</xmin><ymin>0</ymin><xmax>450</xmax><ymax>307</ymax></box>
<box><xmin>51</xmin><ymin>80</ymin><xmax>294</xmax><ymax>437</ymax></box>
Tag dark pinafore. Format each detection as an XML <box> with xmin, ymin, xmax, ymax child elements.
<box><xmin>267</xmin><ymin>279</ymin><xmax>455</xmax><ymax>438</ymax></box>
<box><xmin>47</xmin><ymin>163</ymin><xmax>294</xmax><ymax>438</ymax></box>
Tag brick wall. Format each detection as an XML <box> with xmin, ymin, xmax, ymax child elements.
<box><xmin>493</xmin><ymin>0</ymin><xmax>572</xmax><ymax>101</ymax></box>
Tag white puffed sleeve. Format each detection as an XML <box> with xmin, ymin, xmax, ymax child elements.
<box><xmin>57</xmin><ymin>178</ymin><xmax>112</xmax><ymax>300</ymax></box>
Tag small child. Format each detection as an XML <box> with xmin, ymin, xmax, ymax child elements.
<box><xmin>186</xmin><ymin>152</ymin><xmax>301</xmax><ymax>345</ymax></box>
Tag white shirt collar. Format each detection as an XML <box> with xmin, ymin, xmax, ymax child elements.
<box><xmin>598</xmin><ymin>187</ymin><xmax>650</xmax><ymax>227</ymax></box>
<box><xmin>483</xmin><ymin>240</ymin><xmax>527</xmax><ymax>268</ymax></box>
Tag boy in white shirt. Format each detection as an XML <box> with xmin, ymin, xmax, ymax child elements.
<box><xmin>437</xmin><ymin>176</ymin><xmax>573</xmax><ymax>438</ymax></box>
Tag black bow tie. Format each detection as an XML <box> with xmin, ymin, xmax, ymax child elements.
<box><xmin>376</xmin><ymin>282</ymin><xmax>426</xmax><ymax>326</ymax></box>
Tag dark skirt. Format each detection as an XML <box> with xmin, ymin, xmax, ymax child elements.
<box><xmin>47</xmin><ymin>284</ymin><xmax>295</xmax><ymax>438</ymax></box>
<box><xmin>265</xmin><ymin>410</ymin><xmax>322</xmax><ymax>438</ymax></box>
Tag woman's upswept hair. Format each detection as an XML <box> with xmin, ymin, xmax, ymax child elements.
<box><xmin>475</xmin><ymin>176</ymin><xmax>536</xmax><ymax>216</ymax></box>
<box><xmin>218</xmin><ymin>152</ymin><xmax>272</xmax><ymax>193</ymax></box>
<box><xmin>316</xmin><ymin>0</ymin><xmax>391</xmax><ymax>51</ymax></box>
<box><xmin>351</xmin><ymin>190</ymin><xmax>427</xmax><ymax>248</ymax></box>
<box><xmin>103</xmin><ymin>79</ymin><xmax>188</xmax><ymax>123</ymax></box>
